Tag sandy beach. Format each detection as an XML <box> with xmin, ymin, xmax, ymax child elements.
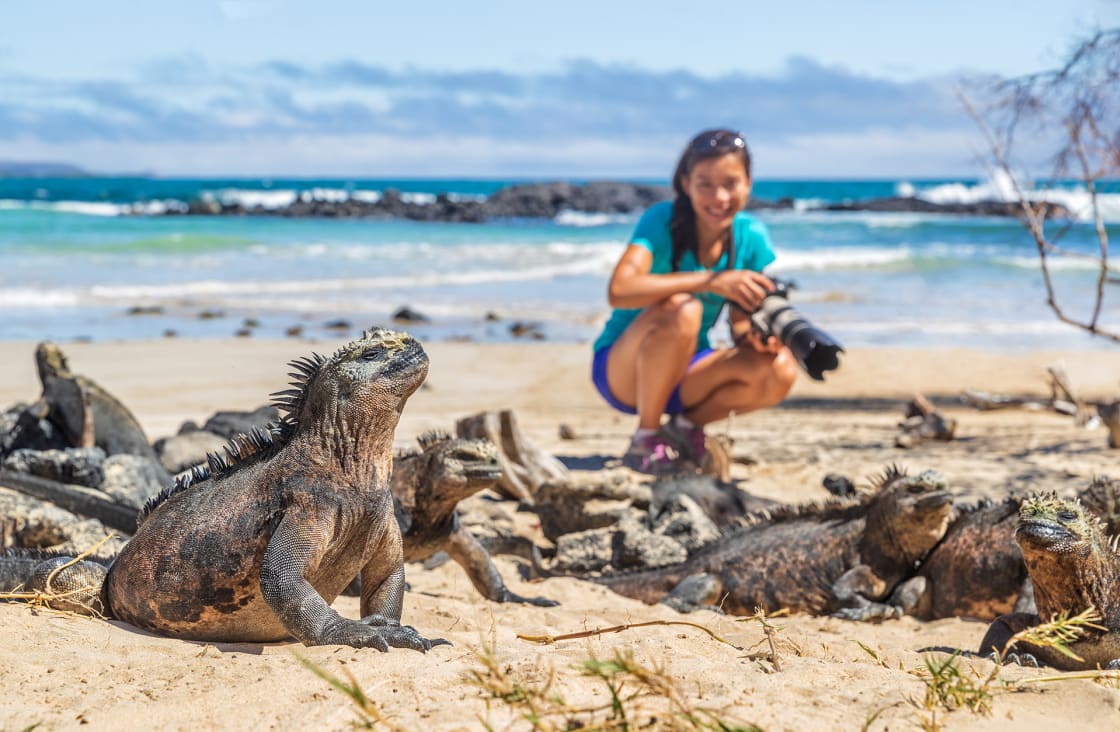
<box><xmin>2</xmin><ymin>337</ymin><xmax>1120</xmax><ymax>731</ymax></box>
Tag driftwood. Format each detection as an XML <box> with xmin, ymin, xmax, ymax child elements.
<box><xmin>962</xmin><ymin>391</ymin><xmax>1053</xmax><ymax>412</ymax></box>
<box><xmin>1047</xmin><ymin>364</ymin><xmax>1097</xmax><ymax>426</ymax></box>
<box><xmin>962</xmin><ymin>363</ymin><xmax>1119</xmax><ymax>449</ymax></box>
<box><xmin>1099</xmin><ymin>401</ymin><xmax>1120</xmax><ymax>448</ymax></box>
<box><xmin>0</xmin><ymin>469</ymin><xmax>138</xmax><ymax>534</ymax></box>
<box><xmin>456</xmin><ymin>410</ymin><xmax>568</xmax><ymax>503</ymax></box>
<box><xmin>895</xmin><ymin>393</ymin><xmax>957</xmax><ymax>449</ymax></box>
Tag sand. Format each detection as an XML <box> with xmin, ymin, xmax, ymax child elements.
<box><xmin>1</xmin><ymin>337</ymin><xmax>1119</xmax><ymax>731</ymax></box>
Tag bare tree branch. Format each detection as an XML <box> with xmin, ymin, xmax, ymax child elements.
<box><xmin>959</xmin><ymin>28</ymin><xmax>1120</xmax><ymax>344</ymax></box>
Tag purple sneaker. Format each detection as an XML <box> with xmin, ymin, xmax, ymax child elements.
<box><xmin>621</xmin><ymin>432</ymin><xmax>680</xmax><ymax>475</ymax></box>
<box><xmin>662</xmin><ymin>420</ymin><xmax>707</xmax><ymax>462</ymax></box>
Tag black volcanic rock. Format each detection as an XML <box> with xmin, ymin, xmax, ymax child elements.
<box><xmin>169</xmin><ymin>183</ymin><xmax>1063</xmax><ymax>222</ymax></box>
<box><xmin>821</xmin><ymin>196</ymin><xmax>1073</xmax><ymax>218</ymax></box>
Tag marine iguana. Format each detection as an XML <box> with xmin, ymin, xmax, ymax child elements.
<box><xmin>3</xmin><ymin>329</ymin><xmax>442</xmax><ymax>652</ymax></box>
<box><xmin>978</xmin><ymin>493</ymin><xmax>1120</xmax><ymax>670</ymax></box>
<box><xmin>390</xmin><ymin>429</ymin><xmax>556</xmax><ymax>606</ymax></box>
<box><xmin>538</xmin><ymin>466</ymin><xmax>953</xmax><ymax>619</ymax></box>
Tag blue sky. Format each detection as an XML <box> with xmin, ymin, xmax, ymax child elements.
<box><xmin>1</xmin><ymin>1</ymin><xmax>1115</xmax><ymax>178</ymax></box>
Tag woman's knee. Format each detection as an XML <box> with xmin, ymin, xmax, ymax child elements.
<box><xmin>648</xmin><ymin>294</ymin><xmax>703</xmax><ymax>336</ymax></box>
<box><xmin>770</xmin><ymin>348</ymin><xmax>799</xmax><ymax>396</ymax></box>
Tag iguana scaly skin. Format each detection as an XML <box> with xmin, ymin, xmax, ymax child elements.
<box><xmin>979</xmin><ymin>493</ymin><xmax>1120</xmax><ymax>670</ymax></box>
<box><xmin>6</xmin><ymin>329</ymin><xmax>440</xmax><ymax>652</ymax></box>
<box><xmin>0</xmin><ymin>548</ymin><xmax>111</xmax><ymax>614</ymax></box>
<box><xmin>392</xmin><ymin>430</ymin><xmax>557</xmax><ymax>606</ymax></box>
<box><xmin>544</xmin><ymin>466</ymin><xmax>953</xmax><ymax>619</ymax></box>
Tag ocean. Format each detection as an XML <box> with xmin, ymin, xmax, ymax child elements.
<box><xmin>1</xmin><ymin>175</ymin><xmax>1117</xmax><ymax>353</ymax></box>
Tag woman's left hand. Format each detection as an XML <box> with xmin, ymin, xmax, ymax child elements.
<box><xmin>739</xmin><ymin>328</ymin><xmax>784</xmax><ymax>354</ymax></box>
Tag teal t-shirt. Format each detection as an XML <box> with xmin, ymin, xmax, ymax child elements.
<box><xmin>593</xmin><ymin>200</ymin><xmax>777</xmax><ymax>353</ymax></box>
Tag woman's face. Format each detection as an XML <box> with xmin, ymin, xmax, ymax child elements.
<box><xmin>680</xmin><ymin>153</ymin><xmax>751</xmax><ymax>236</ymax></box>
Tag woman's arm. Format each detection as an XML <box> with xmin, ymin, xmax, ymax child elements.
<box><xmin>607</xmin><ymin>245</ymin><xmax>775</xmax><ymax>311</ymax></box>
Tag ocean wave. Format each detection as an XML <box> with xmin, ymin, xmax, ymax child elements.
<box><xmin>85</xmin><ymin>260</ymin><xmax>615</xmax><ymax>301</ymax></box>
<box><xmin>772</xmin><ymin>247</ymin><xmax>913</xmax><ymax>271</ymax></box>
<box><xmin>910</xmin><ymin>170</ymin><xmax>1120</xmax><ymax>223</ymax></box>
<box><xmin>553</xmin><ymin>210</ymin><xmax>637</xmax><ymax>227</ymax></box>
<box><xmin>0</xmin><ymin>198</ymin><xmax>188</xmax><ymax>216</ymax></box>
<box><xmin>0</xmin><ymin>288</ymin><xmax>81</xmax><ymax>307</ymax></box>
<box><xmin>993</xmin><ymin>254</ymin><xmax>1105</xmax><ymax>271</ymax></box>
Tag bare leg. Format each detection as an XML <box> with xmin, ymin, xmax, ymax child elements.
<box><xmin>678</xmin><ymin>346</ymin><xmax>798</xmax><ymax>426</ymax></box>
<box><xmin>605</xmin><ymin>294</ymin><xmax>703</xmax><ymax>430</ymax></box>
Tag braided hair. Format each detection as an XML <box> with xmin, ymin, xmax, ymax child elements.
<box><xmin>668</xmin><ymin>129</ymin><xmax>752</xmax><ymax>271</ymax></box>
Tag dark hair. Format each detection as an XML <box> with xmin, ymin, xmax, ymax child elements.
<box><xmin>668</xmin><ymin>129</ymin><xmax>752</xmax><ymax>271</ymax></box>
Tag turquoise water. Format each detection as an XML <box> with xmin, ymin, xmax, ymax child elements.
<box><xmin>0</xmin><ymin>176</ymin><xmax>1117</xmax><ymax>351</ymax></box>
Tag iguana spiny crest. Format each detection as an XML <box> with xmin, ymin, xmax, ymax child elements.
<box><xmin>141</xmin><ymin>328</ymin><xmax>427</xmax><ymax>523</ymax></box>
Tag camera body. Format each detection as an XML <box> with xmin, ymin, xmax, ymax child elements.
<box><xmin>739</xmin><ymin>280</ymin><xmax>844</xmax><ymax>381</ymax></box>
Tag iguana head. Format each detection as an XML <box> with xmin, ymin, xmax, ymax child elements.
<box><xmin>864</xmin><ymin>466</ymin><xmax>954</xmax><ymax>566</ymax></box>
<box><xmin>1016</xmin><ymin>493</ymin><xmax>1105</xmax><ymax>559</ymax></box>
<box><xmin>272</xmin><ymin>328</ymin><xmax>429</xmax><ymax>431</ymax></box>
<box><xmin>34</xmin><ymin>341</ymin><xmax>71</xmax><ymax>381</ymax></box>
<box><xmin>416</xmin><ymin>431</ymin><xmax>501</xmax><ymax>502</ymax></box>
<box><xmin>391</xmin><ymin>430</ymin><xmax>501</xmax><ymax>528</ymax></box>
<box><xmin>1015</xmin><ymin>492</ymin><xmax>1120</xmax><ymax>622</ymax></box>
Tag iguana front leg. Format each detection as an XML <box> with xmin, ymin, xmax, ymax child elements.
<box><xmin>829</xmin><ymin>565</ymin><xmax>904</xmax><ymax>622</ymax></box>
<box><xmin>260</xmin><ymin>511</ymin><xmax>435</xmax><ymax>651</ymax></box>
<box><xmin>446</xmin><ymin>520</ymin><xmax>558</xmax><ymax>607</ymax></box>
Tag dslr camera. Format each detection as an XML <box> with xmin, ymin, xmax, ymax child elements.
<box><xmin>734</xmin><ymin>279</ymin><xmax>843</xmax><ymax>381</ymax></box>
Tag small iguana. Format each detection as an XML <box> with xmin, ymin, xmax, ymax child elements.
<box><xmin>538</xmin><ymin>466</ymin><xmax>953</xmax><ymax>619</ymax></box>
<box><xmin>391</xmin><ymin>429</ymin><xmax>556</xmax><ymax>606</ymax></box>
<box><xmin>3</xmin><ymin>329</ymin><xmax>442</xmax><ymax>652</ymax></box>
<box><xmin>979</xmin><ymin>493</ymin><xmax>1120</xmax><ymax>670</ymax></box>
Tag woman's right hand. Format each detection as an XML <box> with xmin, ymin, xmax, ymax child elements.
<box><xmin>706</xmin><ymin>269</ymin><xmax>775</xmax><ymax>312</ymax></box>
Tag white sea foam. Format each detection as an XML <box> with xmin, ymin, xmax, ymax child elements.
<box><xmin>85</xmin><ymin>258</ymin><xmax>615</xmax><ymax>301</ymax></box>
<box><xmin>553</xmin><ymin>210</ymin><xmax>636</xmax><ymax>227</ymax></box>
<box><xmin>914</xmin><ymin>170</ymin><xmax>1120</xmax><ymax>223</ymax></box>
<box><xmin>0</xmin><ymin>200</ymin><xmax>130</xmax><ymax>216</ymax></box>
<box><xmin>994</xmin><ymin>254</ymin><xmax>1105</xmax><ymax>271</ymax></box>
<box><xmin>209</xmin><ymin>188</ymin><xmax>298</xmax><ymax>210</ymax></box>
<box><xmin>771</xmin><ymin>247</ymin><xmax>912</xmax><ymax>271</ymax></box>
<box><xmin>0</xmin><ymin>288</ymin><xmax>82</xmax><ymax>307</ymax></box>
<box><xmin>352</xmin><ymin>190</ymin><xmax>383</xmax><ymax>204</ymax></box>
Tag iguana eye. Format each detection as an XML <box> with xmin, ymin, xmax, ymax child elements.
<box><xmin>359</xmin><ymin>347</ymin><xmax>385</xmax><ymax>362</ymax></box>
<box><xmin>1057</xmin><ymin>510</ymin><xmax>1077</xmax><ymax>522</ymax></box>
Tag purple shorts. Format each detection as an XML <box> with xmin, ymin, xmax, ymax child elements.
<box><xmin>591</xmin><ymin>346</ymin><xmax>714</xmax><ymax>416</ymax></box>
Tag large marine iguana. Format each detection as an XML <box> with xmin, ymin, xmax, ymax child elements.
<box><xmin>2</xmin><ymin>329</ymin><xmax>442</xmax><ymax>652</ymax></box>
<box><xmin>978</xmin><ymin>493</ymin><xmax>1120</xmax><ymax>670</ymax></box>
<box><xmin>537</xmin><ymin>466</ymin><xmax>953</xmax><ymax>619</ymax></box>
<box><xmin>390</xmin><ymin>430</ymin><xmax>557</xmax><ymax>607</ymax></box>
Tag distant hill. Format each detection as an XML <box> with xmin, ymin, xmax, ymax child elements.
<box><xmin>0</xmin><ymin>161</ymin><xmax>92</xmax><ymax>178</ymax></box>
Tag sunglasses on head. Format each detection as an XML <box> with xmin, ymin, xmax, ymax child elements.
<box><xmin>689</xmin><ymin>130</ymin><xmax>746</xmax><ymax>153</ymax></box>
